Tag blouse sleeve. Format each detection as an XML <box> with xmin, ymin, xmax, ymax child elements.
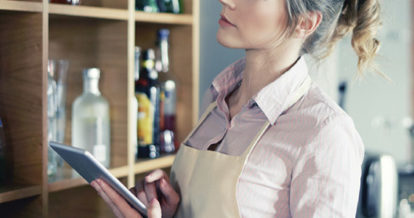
<box><xmin>289</xmin><ymin>115</ymin><xmax>365</xmax><ymax>218</ymax></box>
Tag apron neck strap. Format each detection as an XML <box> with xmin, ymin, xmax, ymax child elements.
<box><xmin>182</xmin><ymin>101</ymin><xmax>218</xmax><ymax>143</ymax></box>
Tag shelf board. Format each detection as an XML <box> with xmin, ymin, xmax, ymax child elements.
<box><xmin>47</xmin><ymin>155</ymin><xmax>175</xmax><ymax>192</ymax></box>
<box><xmin>0</xmin><ymin>1</ymin><xmax>42</xmax><ymax>13</ymax></box>
<box><xmin>135</xmin><ymin>11</ymin><xmax>193</xmax><ymax>25</ymax></box>
<box><xmin>134</xmin><ymin>155</ymin><xmax>176</xmax><ymax>174</ymax></box>
<box><xmin>0</xmin><ymin>185</ymin><xmax>42</xmax><ymax>204</ymax></box>
<box><xmin>48</xmin><ymin>165</ymin><xmax>129</xmax><ymax>193</ymax></box>
<box><xmin>49</xmin><ymin>4</ymin><xmax>129</xmax><ymax>20</ymax></box>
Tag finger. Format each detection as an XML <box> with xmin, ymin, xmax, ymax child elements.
<box><xmin>132</xmin><ymin>180</ymin><xmax>149</xmax><ymax>207</ymax></box>
<box><xmin>137</xmin><ymin>190</ymin><xmax>149</xmax><ymax>207</ymax></box>
<box><xmin>159</xmin><ymin>178</ymin><xmax>180</xmax><ymax>205</ymax></box>
<box><xmin>92</xmin><ymin>180</ymin><xmax>125</xmax><ymax>218</ymax></box>
<box><xmin>97</xmin><ymin>179</ymin><xmax>137</xmax><ymax>218</ymax></box>
<box><xmin>148</xmin><ymin>198</ymin><xmax>162</xmax><ymax>218</ymax></box>
<box><xmin>145</xmin><ymin>169</ymin><xmax>168</xmax><ymax>183</ymax></box>
<box><xmin>144</xmin><ymin>181</ymin><xmax>158</xmax><ymax>203</ymax></box>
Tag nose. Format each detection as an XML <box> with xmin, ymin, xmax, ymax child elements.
<box><xmin>218</xmin><ymin>0</ymin><xmax>236</xmax><ymax>10</ymax></box>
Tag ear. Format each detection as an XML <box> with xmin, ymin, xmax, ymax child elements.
<box><xmin>294</xmin><ymin>11</ymin><xmax>323</xmax><ymax>39</ymax></box>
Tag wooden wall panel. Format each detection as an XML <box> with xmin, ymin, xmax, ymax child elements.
<box><xmin>135</xmin><ymin>23</ymin><xmax>193</xmax><ymax>144</ymax></box>
<box><xmin>0</xmin><ymin>196</ymin><xmax>43</xmax><ymax>218</ymax></box>
<box><xmin>49</xmin><ymin>16</ymin><xmax>128</xmax><ymax>168</ymax></box>
<box><xmin>0</xmin><ymin>11</ymin><xmax>44</xmax><ymax>186</ymax></box>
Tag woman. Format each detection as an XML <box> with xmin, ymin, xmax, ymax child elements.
<box><xmin>91</xmin><ymin>0</ymin><xmax>382</xmax><ymax>217</ymax></box>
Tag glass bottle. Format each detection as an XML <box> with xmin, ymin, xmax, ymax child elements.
<box><xmin>136</xmin><ymin>0</ymin><xmax>159</xmax><ymax>13</ymax></box>
<box><xmin>136</xmin><ymin>49</ymin><xmax>161</xmax><ymax>159</ymax></box>
<box><xmin>0</xmin><ymin>118</ymin><xmax>6</xmax><ymax>184</ymax></box>
<box><xmin>47</xmin><ymin>63</ymin><xmax>58</xmax><ymax>177</ymax></box>
<box><xmin>133</xmin><ymin>46</ymin><xmax>141</xmax><ymax>157</ymax></box>
<box><xmin>156</xmin><ymin>29</ymin><xmax>177</xmax><ymax>153</ymax></box>
<box><xmin>72</xmin><ymin>68</ymin><xmax>111</xmax><ymax>168</ymax></box>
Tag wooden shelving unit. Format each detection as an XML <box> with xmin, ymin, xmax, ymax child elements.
<box><xmin>0</xmin><ymin>0</ymin><xmax>199</xmax><ymax>216</ymax></box>
<box><xmin>0</xmin><ymin>1</ymin><xmax>42</xmax><ymax>12</ymax></box>
<box><xmin>49</xmin><ymin>4</ymin><xmax>129</xmax><ymax>20</ymax></box>
<box><xmin>0</xmin><ymin>185</ymin><xmax>42</xmax><ymax>204</ymax></box>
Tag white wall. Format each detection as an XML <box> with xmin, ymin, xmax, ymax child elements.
<box><xmin>199</xmin><ymin>0</ymin><xmax>243</xmax><ymax>111</ymax></box>
<box><xmin>336</xmin><ymin>0</ymin><xmax>412</xmax><ymax>165</ymax></box>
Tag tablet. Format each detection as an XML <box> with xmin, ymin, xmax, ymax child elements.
<box><xmin>49</xmin><ymin>141</ymin><xmax>147</xmax><ymax>217</ymax></box>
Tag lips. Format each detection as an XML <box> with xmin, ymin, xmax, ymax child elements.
<box><xmin>220</xmin><ymin>14</ymin><xmax>236</xmax><ymax>27</ymax></box>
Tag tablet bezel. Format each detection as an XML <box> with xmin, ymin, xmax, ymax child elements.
<box><xmin>49</xmin><ymin>141</ymin><xmax>147</xmax><ymax>217</ymax></box>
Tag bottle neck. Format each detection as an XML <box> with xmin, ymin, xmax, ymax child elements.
<box><xmin>83</xmin><ymin>77</ymin><xmax>101</xmax><ymax>95</ymax></box>
<box><xmin>160</xmin><ymin>39</ymin><xmax>169</xmax><ymax>73</ymax></box>
<box><xmin>141</xmin><ymin>60</ymin><xmax>158</xmax><ymax>80</ymax></box>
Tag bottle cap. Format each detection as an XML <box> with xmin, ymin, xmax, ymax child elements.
<box><xmin>135</xmin><ymin>46</ymin><xmax>141</xmax><ymax>54</ymax></box>
<box><xmin>142</xmin><ymin>49</ymin><xmax>155</xmax><ymax>60</ymax></box>
<box><xmin>157</xmin><ymin>29</ymin><xmax>170</xmax><ymax>40</ymax></box>
<box><xmin>83</xmin><ymin>68</ymin><xmax>101</xmax><ymax>79</ymax></box>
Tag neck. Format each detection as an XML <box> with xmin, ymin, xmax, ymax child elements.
<box><xmin>230</xmin><ymin>45</ymin><xmax>301</xmax><ymax>108</ymax></box>
<box><xmin>84</xmin><ymin>78</ymin><xmax>101</xmax><ymax>95</ymax></box>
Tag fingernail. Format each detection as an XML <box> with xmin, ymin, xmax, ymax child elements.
<box><xmin>150</xmin><ymin>198</ymin><xmax>159</xmax><ymax>207</ymax></box>
<box><xmin>160</xmin><ymin>178</ymin><xmax>166</xmax><ymax>186</ymax></box>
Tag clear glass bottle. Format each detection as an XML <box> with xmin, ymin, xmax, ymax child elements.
<box><xmin>72</xmin><ymin>68</ymin><xmax>111</xmax><ymax>168</ymax></box>
<box><xmin>47</xmin><ymin>63</ymin><xmax>58</xmax><ymax>177</ymax></box>
<box><xmin>133</xmin><ymin>46</ymin><xmax>141</xmax><ymax>157</ymax></box>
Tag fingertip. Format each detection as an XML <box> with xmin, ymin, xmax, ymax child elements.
<box><xmin>150</xmin><ymin>198</ymin><xmax>160</xmax><ymax>208</ymax></box>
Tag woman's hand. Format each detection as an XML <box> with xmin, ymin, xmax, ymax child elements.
<box><xmin>131</xmin><ymin>169</ymin><xmax>180</xmax><ymax>218</ymax></box>
<box><xmin>91</xmin><ymin>169</ymin><xmax>180</xmax><ymax>218</ymax></box>
<box><xmin>91</xmin><ymin>178</ymin><xmax>161</xmax><ymax>218</ymax></box>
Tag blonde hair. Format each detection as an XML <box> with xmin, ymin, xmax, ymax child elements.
<box><xmin>285</xmin><ymin>0</ymin><xmax>385</xmax><ymax>78</ymax></box>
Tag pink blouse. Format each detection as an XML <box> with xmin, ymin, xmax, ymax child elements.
<box><xmin>185</xmin><ymin>57</ymin><xmax>365</xmax><ymax>217</ymax></box>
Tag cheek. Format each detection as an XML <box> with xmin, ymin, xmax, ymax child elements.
<box><xmin>238</xmin><ymin>4</ymin><xmax>288</xmax><ymax>46</ymax></box>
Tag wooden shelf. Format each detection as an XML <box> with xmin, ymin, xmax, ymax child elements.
<box><xmin>134</xmin><ymin>155</ymin><xmax>176</xmax><ymax>174</ymax></box>
<box><xmin>135</xmin><ymin>11</ymin><xmax>193</xmax><ymax>25</ymax></box>
<box><xmin>47</xmin><ymin>155</ymin><xmax>175</xmax><ymax>193</ymax></box>
<box><xmin>48</xmin><ymin>165</ymin><xmax>129</xmax><ymax>193</ymax></box>
<box><xmin>0</xmin><ymin>1</ymin><xmax>42</xmax><ymax>13</ymax></box>
<box><xmin>0</xmin><ymin>0</ymin><xmax>197</xmax><ymax>215</ymax></box>
<box><xmin>49</xmin><ymin>4</ymin><xmax>129</xmax><ymax>20</ymax></box>
<box><xmin>0</xmin><ymin>185</ymin><xmax>42</xmax><ymax>204</ymax></box>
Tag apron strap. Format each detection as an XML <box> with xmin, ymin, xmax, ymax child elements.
<box><xmin>183</xmin><ymin>101</ymin><xmax>218</xmax><ymax>143</ymax></box>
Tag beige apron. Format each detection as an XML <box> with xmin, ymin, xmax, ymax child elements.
<box><xmin>170</xmin><ymin>75</ymin><xmax>312</xmax><ymax>218</ymax></box>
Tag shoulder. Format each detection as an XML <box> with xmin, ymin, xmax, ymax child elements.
<box><xmin>280</xmin><ymin>82</ymin><xmax>365</xmax><ymax>163</ymax></box>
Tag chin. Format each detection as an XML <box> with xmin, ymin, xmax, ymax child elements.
<box><xmin>216</xmin><ymin>32</ymin><xmax>242</xmax><ymax>49</ymax></box>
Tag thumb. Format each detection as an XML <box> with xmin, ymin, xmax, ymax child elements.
<box><xmin>148</xmin><ymin>198</ymin><xmax>162</xmax><ymax>218</ymax></box>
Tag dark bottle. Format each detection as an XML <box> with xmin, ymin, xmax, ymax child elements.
<box><xmin>156</xmin><ymin>0</ymin><xmax>181</xmax><ymax>13</ymax></box>
<box><xmin>0</xmin><ymin>118</ymin><xmax>7</xmax><ymax>184</ymax></box>
<box><xmin>136</xmin><ymin>49</ymin><xmax>161</xmax><ymax>159</ymax></box>
<box><xmin>156</xmin><ymin>29</ymin><xmax>177</xmax><ymax>153</ymax></box>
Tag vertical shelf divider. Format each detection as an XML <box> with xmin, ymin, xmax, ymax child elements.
<box><xmin>127</xmin><ymin>0</ymin><xmax>136</xmax><ymax>188</ymax></box>
<box><xmin>42</xmin><ymin>0</ymin><xmax>50</xmax><ymax>216</ymax></box>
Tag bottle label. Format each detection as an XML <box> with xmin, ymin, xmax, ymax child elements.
<box><xmin>136</xmin><ymin>93</ymin><xmax>154</xmax><ymax>145</ymax></box>
<box><xmin>93</xmin><ymin>144</ymin><xmax>107</xmax><ymax>163</ymax></box>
